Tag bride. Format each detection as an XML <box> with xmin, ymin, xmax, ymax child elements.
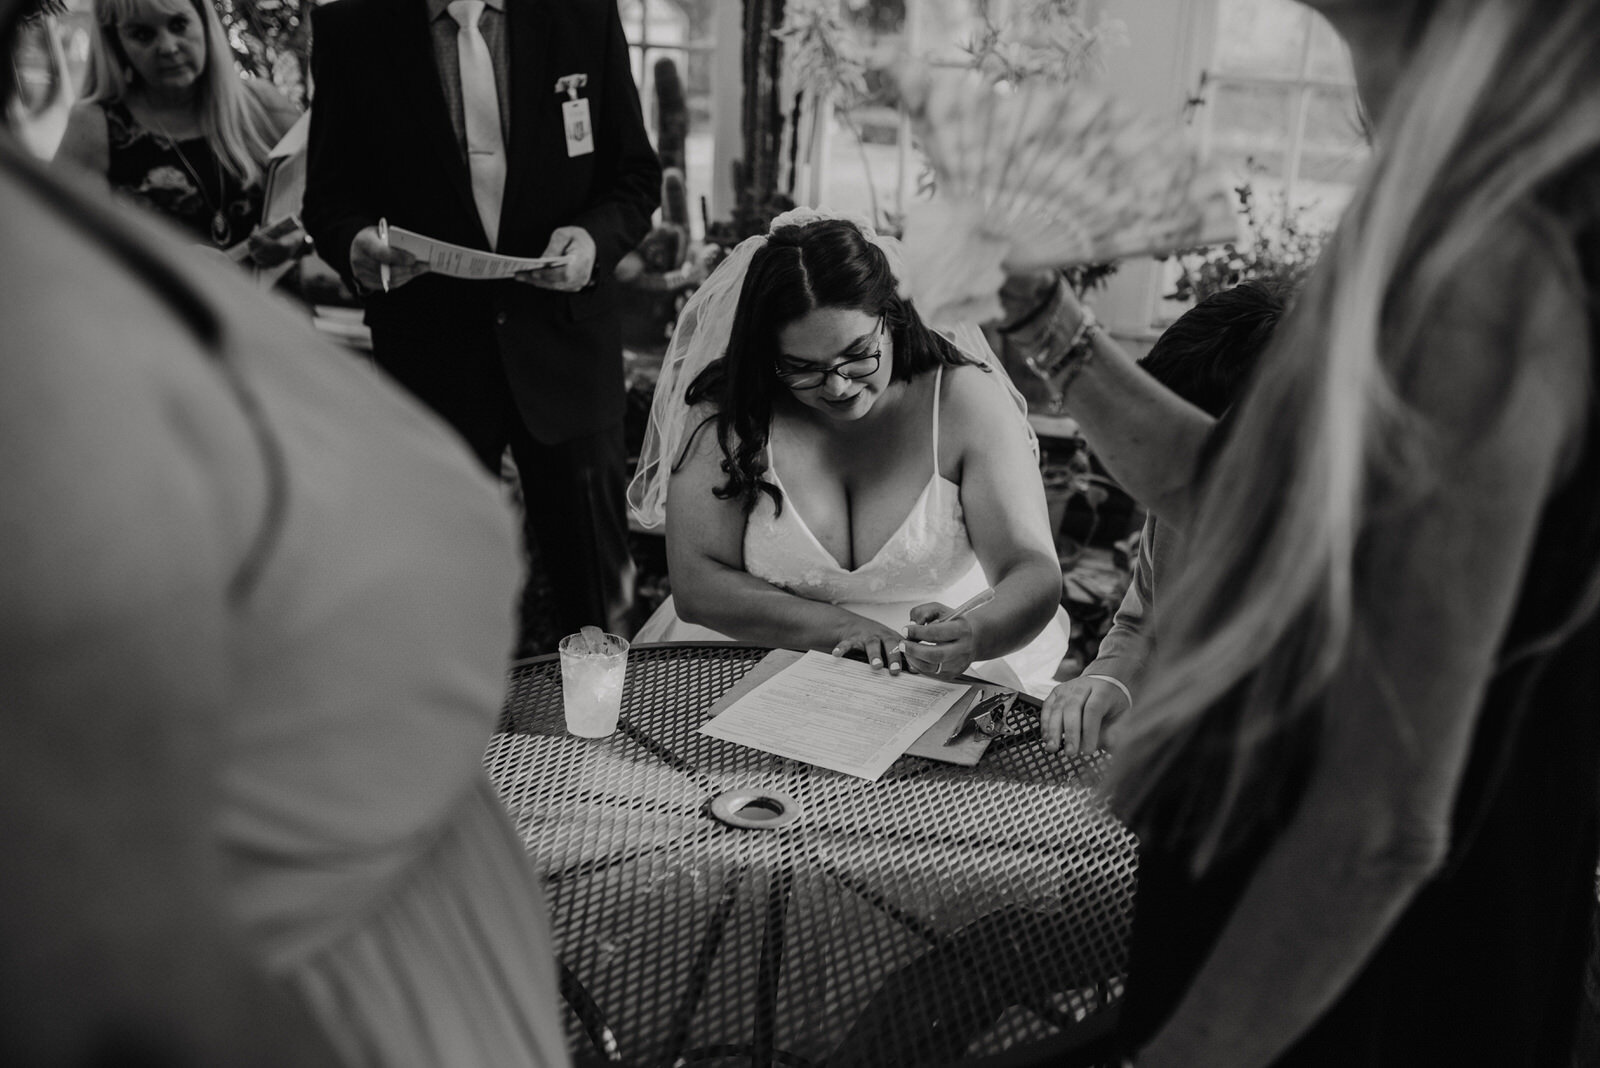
<box><xmin>629</xmin><ymin>210</ymin><xmax>1070</xmax><ymax>697</ymax></box>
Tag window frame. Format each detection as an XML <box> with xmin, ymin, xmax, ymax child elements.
<box><xmin>1093</xmin><ymin>0</ymin><xmax>1365</xmax><ymax>340</ymax></box>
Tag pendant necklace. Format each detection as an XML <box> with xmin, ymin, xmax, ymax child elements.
<box><xmin>146</xmin><ymin>106</ymin><xmax>232</xmax><ymax>246</ymax></box>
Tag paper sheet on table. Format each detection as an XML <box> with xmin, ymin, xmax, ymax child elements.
<box><xmin>386</xmin><ymin>225</ymin><xmax>567</xmax><ymax>280</ymax></box>
<box><xmin>699</xmin><ymin>650</ymin><xmax>975</xmax><ymax>780</ymax></box>
<box><xmin>704</xmin><ymin>649</ymin><xmax>995</xmax><ymax>766</ymax></box>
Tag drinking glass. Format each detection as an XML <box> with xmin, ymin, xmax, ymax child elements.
<box><xmin>558</xmin><ymin>632</ymin><xmax>628</xmax><ymax>737</ymax></box>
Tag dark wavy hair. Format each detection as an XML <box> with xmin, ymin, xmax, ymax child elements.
<box><xmin>1139</xmin><ymin>279</ymin><xmax>1288</xmax><ymax>418</ymax></box>
<box><xmin>680</xmin><ymin>217</ymin><xmax>982</xmax><ymax>516</ymax></box>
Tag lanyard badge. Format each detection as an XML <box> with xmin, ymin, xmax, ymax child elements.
<box><xmin>555</xmin><ymin>73</ymin><xmax>594</xmax><ymax>158</ymax></box>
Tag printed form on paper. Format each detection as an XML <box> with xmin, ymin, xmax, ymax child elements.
<box><xmin>699</xmin><ymin>651</ymin><xmax>974</xmax><ymax>780</ymax></box>
<box><xmin>386</xmin><ymin>225</ymin><xmax>567</xmax><ymax>280</ymax></box>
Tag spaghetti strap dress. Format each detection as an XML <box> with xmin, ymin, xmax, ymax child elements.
<box><xmin>637</xmin><ymin>366</ymin><xmax>1072</xmax><ymax>698</ymax></box>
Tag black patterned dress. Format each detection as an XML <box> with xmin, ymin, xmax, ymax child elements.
<box><xmin>101</xmin><ymin>98</ymin><xmax>261</xmax><ymax>248</ymax></box>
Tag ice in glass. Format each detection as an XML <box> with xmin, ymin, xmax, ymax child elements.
<box><xmin>558</xmin><ymin>628</ymin><xmax>628</xmax><ymax>737</ymax></box>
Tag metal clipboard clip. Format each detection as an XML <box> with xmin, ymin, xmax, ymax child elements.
<box><xmin>947</xmin><ymin>689</ymin><xmax>1018</xmax><ymax>743</ymax></box>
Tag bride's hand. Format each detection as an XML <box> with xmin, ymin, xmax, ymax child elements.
<box><xmin>832</xmin><ymin>622</ymin><xmax>909</xmax><ymax>674</ymax></box>
<box><xmin>899</xmin><ymin>603</ymin><xmax>978</xmax><ymax>679</ymax></box>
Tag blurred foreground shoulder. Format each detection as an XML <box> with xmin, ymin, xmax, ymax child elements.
<box><xmin>54</xmin><ymin>100</ymin><xmax>108</xmax><ymax>176</ymax></box>
<box><xmin>1397</xmin><ymin>205</ymin><xmax>1591</xmax><ymax>474</ymax></box>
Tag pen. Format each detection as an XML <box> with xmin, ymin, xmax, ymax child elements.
<box><xmin>378</xmin><ymin>217</ymin><xmax>391</xmax><ymax>292</ymax></box>
<box><xmin>940</xmin><ymin>587</ymin><xmax>996</xmax><ymax>624</ymax></box>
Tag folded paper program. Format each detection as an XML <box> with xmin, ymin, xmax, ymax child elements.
<box><xmin>385</xmin><ymin>225</ymin><xmax>567</xmax><ymax>280</ymax></box>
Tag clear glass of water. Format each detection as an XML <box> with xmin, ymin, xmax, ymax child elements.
<box><xmin>558</xmin><ymin>632</ymin><xmax>628</xmax><ymax>737</ymax></box>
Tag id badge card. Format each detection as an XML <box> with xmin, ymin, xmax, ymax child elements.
<box><xmin>563</xmin><ymin>98</ymin><xmax>595</xmax><ymax>157</ymax></box>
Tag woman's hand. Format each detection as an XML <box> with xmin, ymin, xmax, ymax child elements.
<box><xmin>245</xmin><ymin>224</ymin><xmax>307</xmax><ymax>268</ymax></box>
<box><xmin>831</xmin><ymin>621</ymin><xmax>908</xmax><ymax>674</ymax></box>
<box><xmin>1041</xmin><ymin>675</ymin><xmax>1130</xmax><ymax>756</ymax></box>
<box><xmin>899</xmin><ymin>602</ymin><xmax>980</xmax><ymax>680</ymax></box>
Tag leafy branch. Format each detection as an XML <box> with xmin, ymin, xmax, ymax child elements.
<box><xmin>958</xmin><ymin>0</ymin><xmax>1124</xmax><ymax>87</ymax></box>
<box><xmin>1163</xmin><ymin>177</ymin><xmax>1328</xmax><ymax>303</ymax></box>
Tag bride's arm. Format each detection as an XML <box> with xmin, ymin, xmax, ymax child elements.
<box><xmin>903</xmin><ymin>364</ymin><xmax>1062</xmax><ymax>667</ymax></box>
<box><xmin>665</xmin><ymin>423</ymin><xmax>906</xmax><ymax>666</ymax></box>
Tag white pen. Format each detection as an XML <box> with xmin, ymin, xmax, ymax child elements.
<box><xmin>938</xmin><ymin>587</ymin><xmax>996</xmax><ymax>625</ymax></box>
<box><xmin>378</xmin><ymin>216</ymin><xmax>391</xmax><ymax>292</ymax></box>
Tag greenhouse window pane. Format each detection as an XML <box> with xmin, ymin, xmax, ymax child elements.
<box><xmin>1298</xmin><ymin>147</ymin><xmax>1366</xmax><ymax>187</ymax></box>
<box><xmin>619</xmin><ymin>0</ymin><xmax>646</xmax><ymax>43</ymax></box>
<box><xmin>1214</xmin><ymin>0</ymin><xmax>1310</xmax><ymax>79</ymax></box>
<box><xmin>1305</xmin><ymin>14</ymin><xmax>1353</xmax><ymax>81</ymax></box>
<box><xmin>1303</xmin><ymin>85</ymin><xmax>1366</xmax><ymax>150</ymax></box>
<box><xmin>1211</xmin><ymin>80</ymin><xmax>1295</xmax><ymax>153</ymax></box>
<box><xmin>1213</xmin><ymin>145</ymin><xmax>1288</xmax><ymax>187</ymax></box>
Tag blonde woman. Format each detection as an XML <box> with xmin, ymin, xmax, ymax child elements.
<box><xmin>1011</xmin><ymin>0</ymin><xmax>1600</xmax><ymax>1064</ymax></box>
<box><xmin>56</xmin><ymin>0</ymin><xmax>302</xmax><ymax>265</ymax></box>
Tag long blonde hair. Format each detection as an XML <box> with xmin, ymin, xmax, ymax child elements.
<box><xmin>1111</xmin><ymin>0</ymin><xmax>1600</xmax><ymax>869</ymax></box>
<box><xmin>82</xmin><ymin>0</ymin><xmax>276</xmax><ymax>186</ymax></box>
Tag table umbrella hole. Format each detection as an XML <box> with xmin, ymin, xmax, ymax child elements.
<box><xmin>709</xmin><ymin>788</ymin><xmax>802</xmax><ymax>830</ymax></box>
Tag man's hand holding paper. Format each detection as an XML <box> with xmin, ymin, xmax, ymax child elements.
<box><xmin>350</xmin><ymin>224</ymin><xmax>424</xmax><ymax>292</ymax></box>
<box><xmin>515</xmin><ymin>225</ymin><xmax>595</xmax><ymax>292</ymax></box>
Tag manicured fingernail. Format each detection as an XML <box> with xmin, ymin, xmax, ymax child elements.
<box><xmin>889</xmin><ymin>664</ymin><xmax>900</xmax><ymax>674</ymax></box>
<box><xmin>871</xmin><ymin>658</ymin><xmax>882</xmax><ymax>667</ymax></box>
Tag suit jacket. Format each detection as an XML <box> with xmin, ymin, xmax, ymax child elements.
<box><xmin>303</xmin><ymin>0</ymin><xmax>661</xmax><ymax>444</ymax></box>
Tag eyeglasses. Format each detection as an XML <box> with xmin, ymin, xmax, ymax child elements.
<box><xmin>773</xmin><ymin>318</ymin><xmax>885</xmax><ymax>390</ymax></box>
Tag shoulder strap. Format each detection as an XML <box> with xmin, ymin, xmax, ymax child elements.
<box><xmin>931</xmin><ymin>364</ymin><xmax>944</xmax><ymax>474</ymax></box>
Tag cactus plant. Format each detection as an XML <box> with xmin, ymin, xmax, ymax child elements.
<box><xmin>653</xmin><ymin>57</ymin><xmax>688</xmax><ymax>173</ymax></box>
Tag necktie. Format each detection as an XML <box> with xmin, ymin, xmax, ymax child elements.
<box><xmin>448</xmin><ymin>0</ymin><xmax>505</xmax><ymax>249</ymax></box>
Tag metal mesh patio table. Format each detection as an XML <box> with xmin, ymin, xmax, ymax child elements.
<box><xmin>485</xmin><ymin>642</ymin><xmax>1138</xmax><ymax>1068</ymax></box>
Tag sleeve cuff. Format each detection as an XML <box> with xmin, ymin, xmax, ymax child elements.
<box><xmin>1084</xmin><ymin>673</ymin><xmax>1133</xmax><ymax>711</ymax></box>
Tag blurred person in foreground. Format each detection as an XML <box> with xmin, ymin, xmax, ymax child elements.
<box><xmin>1004</xmin><ymin>0</ymin><xmax>1600</xmax><ymax>1064</ymax></box>
<box><xmin>628</xmin><ymin>210</ymin><xmax>1069</xmax><ymax>697</ymax></box>
<box><xmin>54</xmin><ymin>0</ymin><xmax>305</xmax><ymax>268</ymax></box>
<box><xmin>1040</xmin><ymin>280</ymin><xmax>1287</xmax><ymax>756</ymax></box>
<box><xmin>0</xmin><ymin>0</ymin><xmax>571</xmax><ymax>1063</ymax></box>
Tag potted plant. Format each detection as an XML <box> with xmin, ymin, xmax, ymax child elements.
<box><xmin>1163</xmin><ymin>177</ymin><xmax>1328</xmax><ymax>303</ymax></box>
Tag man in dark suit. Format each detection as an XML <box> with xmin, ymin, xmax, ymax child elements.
<box><xmin>303</xmin><ymin>0</ymin><xmax>661</xmax><ymax>645</ymax></box>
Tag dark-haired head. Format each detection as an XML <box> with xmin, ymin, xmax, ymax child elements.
<box><xmin>685</xmin><ymin>217</ymin><xmax>980</xmax><ymax>515</ymax></box>
<box><xmin>1139</xmin><ymin>280</ymin><xmax>1289</xmax><ymax>418</ymax></box>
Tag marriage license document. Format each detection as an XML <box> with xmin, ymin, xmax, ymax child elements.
<box><xmin>699</xmin><ymin>651</ymin><xmax>973</xmax><ymax>780</ymax></box>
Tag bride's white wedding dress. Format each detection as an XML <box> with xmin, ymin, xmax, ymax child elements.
<box><xmin>636</xmin><ymin>368</ymin><xmax>1071</xmax><ymax>698</ymax></box>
